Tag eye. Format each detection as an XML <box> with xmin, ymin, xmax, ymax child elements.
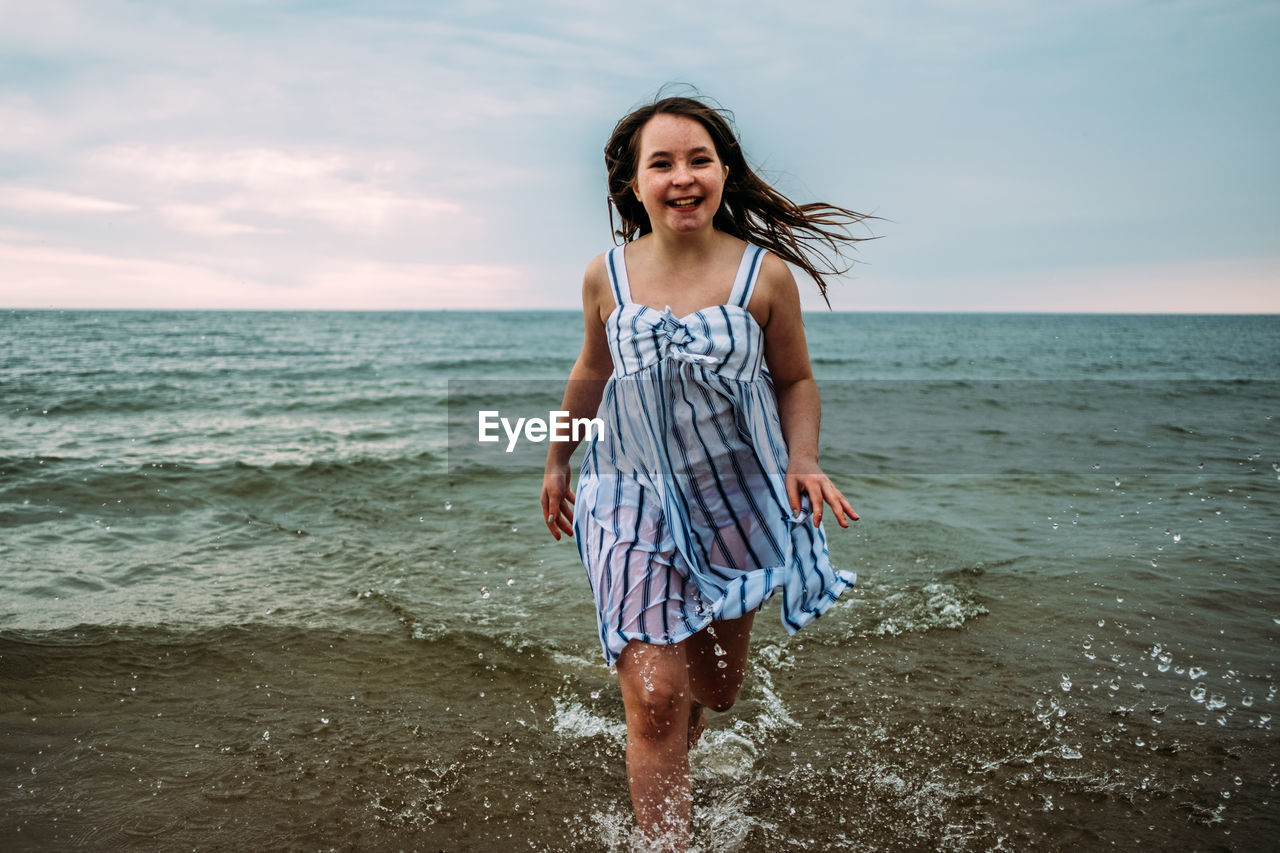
<box><xmin>648</xmin><ymin>159</ymin><xmax>671</xmax><ymax>169</ymax></box>
<box><xmin>693</xmin><ymin>156</ymin><xmax>713</xmax><ymax>165</ymax></box>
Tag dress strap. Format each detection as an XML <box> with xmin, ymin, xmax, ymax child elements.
<box><xmin>605</xmin><ymin>245</ymin><xmax>632</xmax><ymax>306</ymax></box>
<box><xmin>728</xmin><ymin>244</ymin><xmax>767</xmax><ymax>308</ymax></box>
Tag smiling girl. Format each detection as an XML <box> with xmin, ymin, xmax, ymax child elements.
<box><xmin>541</xmin><ymin>93</ymin><xmax>871</xmax><ymax>851</ymax></box>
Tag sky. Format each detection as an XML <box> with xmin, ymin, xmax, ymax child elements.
<box><xmin>0</xmin><ymin>0</ymin><xmax>1277</xmax><ymax>312</ymax></box>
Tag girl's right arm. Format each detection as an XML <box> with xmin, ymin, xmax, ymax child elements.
<box><xmin>541</xmin><ymin>254</ymin><xmax>615</xmax><ymax>540</ymax></box>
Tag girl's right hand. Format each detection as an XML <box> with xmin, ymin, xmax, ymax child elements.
<box><xmin>541</xmin><ymin>461</ymin><xmax>575</xmax><ymax>540</ymax></box>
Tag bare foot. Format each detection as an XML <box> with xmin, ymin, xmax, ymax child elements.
<box><xmin>687</xmin><ymin>702</ymin><xmax>706</xmax><ymax>751</ymax></box>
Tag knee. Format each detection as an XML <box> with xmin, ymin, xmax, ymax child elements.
<box><xmin>691</xmin><ymin>660</ymin><xmax>748</xmax><ymax>712</ymax></box>
<box><xmin>698</xmin><ymin>687</ymin><xmax>740</xmax><ymax>714</ymax></box>
<box><xmin>625</xmin><ymin>682</ymin><xmax>691</xmax><ymax>741</ymax></box>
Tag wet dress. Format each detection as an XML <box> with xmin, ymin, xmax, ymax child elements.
<box><xmin>574</xmin><ymin>242</ymin><xmax>855</xmax><ymax>665</ymax></box>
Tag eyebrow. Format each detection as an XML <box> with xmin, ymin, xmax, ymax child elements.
<box><xmin>645</xmin><ymin>146</ymin><xmax>714</xmax><ymax>160</ymax></box>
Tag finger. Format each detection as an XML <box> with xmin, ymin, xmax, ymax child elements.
<box><xmin>542</xmin><ymin>491</ymin><xmax>561</xmax><ymax>539</ymax></box>
<box><xmin>841</xmin><ymin>495</ymin><xmax>860</xmax><ymax>523</ymax></box>
<box><xmin>825</xmin><ymin>485</ymin><xmax>849</xmax><ymax>528</ymax></box>
<box><xmin>786</xmin><ymin>476</ymin><xmax>802</xmax><ymax>517</ymax></box>
<box><xmin>829</xmin><ymin>487</ymin><xmax>857</xmax><ymax>526</ymax></box>
<box><xmin>806</xmin><ymin>479</ymin><xmax>824</xmax><ymax>526</ymax></box>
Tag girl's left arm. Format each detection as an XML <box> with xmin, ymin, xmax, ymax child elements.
<box><xmin>755</xmin><ymin>254</ymin><xmax>859</xmax><ymax>528</ymax></box>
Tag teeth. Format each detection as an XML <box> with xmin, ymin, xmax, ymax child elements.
<box><xmin>671</xmin><ymin>199</ymin><xmax>698</xmax><ymax>208</ymax></box>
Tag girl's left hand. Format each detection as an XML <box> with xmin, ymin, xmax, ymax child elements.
<box><xmin>785</xmin><ymin>458</ymin><xmax>859</xmax><ymax>528</ymax></box>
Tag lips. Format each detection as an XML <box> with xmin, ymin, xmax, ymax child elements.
<box><xmin>668</xmin><ymin>197</ymin><xmax>701</xmax><ymax>209</ymax></box>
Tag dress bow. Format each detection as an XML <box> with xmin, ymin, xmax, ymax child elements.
<box><xmin>656</xmin><ymin>307</ymin><xmax>719</xmax><ymax>366</ymax></box>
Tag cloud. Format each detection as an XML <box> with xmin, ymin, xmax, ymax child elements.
<box><xmin>845</xmin><ymin>256</ymin><xmax>1280</xmax><ymax>314</ymax></box>
<box><xmin>0</xmin><ymin>186</ymin><xmax>137</xmax><ymax>214</ymax></box>
<box><xmin>0</xmin><ymin>238</ymin><xmax>523</xmax><ymax>310</ymax></box>
<box><xmin>304</xmin><ymin>260</ymin><xmax>528</xmax><ymax>310</ymax></box>
<box><xmin>0</xmin><ymin>0</ymin><xmax>1275</xmax><ymax>311</ymax></box>
<box><xmin>91</xmin><ymin>146</ymin><xmax>459</xmax><ymax>235</ymax></box>
<box><xmin>153</xmin><ymin>204</ymin><xmax>280</xmax><ymax>238</ymax></box>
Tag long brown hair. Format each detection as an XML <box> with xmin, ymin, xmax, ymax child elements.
<box><xmin>605</xmin><ymin>93</ymin><xmax>874</xmax><ymax>304</ymax></box>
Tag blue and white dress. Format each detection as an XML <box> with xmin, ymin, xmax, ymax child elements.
<box><xmin>574</xmin><ymin>242</ymin><xmax>855</xmax><ymax>666</ymax></box>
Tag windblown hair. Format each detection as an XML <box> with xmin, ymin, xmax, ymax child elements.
<box><xmin>605</xmin><ymin>94</ymin><xmax>873</xmax><ymax>303</ymax></box>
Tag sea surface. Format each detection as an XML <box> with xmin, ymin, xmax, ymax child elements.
<box><xmin>1</xmin><ymin>309</ymin><xmax>1277</xmax><ymax>851</ymax></box>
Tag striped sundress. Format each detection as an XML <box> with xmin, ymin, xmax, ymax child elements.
<box><xmin>573</xmin><ymin>241</ymin><xmax>856</xmax><ymax>666</ymax></box>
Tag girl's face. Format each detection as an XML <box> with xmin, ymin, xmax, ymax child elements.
<box><xmin>631</xmin><ymin>113</ymin><xmax>729</xmax><ymax>236</ymax></box>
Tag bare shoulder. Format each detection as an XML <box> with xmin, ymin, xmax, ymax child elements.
<box><xmin>748</xmin><ymin>250</ymin><xmax>801</xmax><ymax>329</ymax></box>
<box><xmin>583</xmin><ymin>252</ymin><xmax>609</xmax><ymax>287</ymax></box>
<box><xmin>582</xmin><ymin>252</ymin><xmax>615</xmax><ymax>321</ymax></box>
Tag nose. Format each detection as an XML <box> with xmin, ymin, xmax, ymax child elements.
<box><xmin>672</xmin><ymin>162</ymin><xmax>693</xmax><ymax>186</ymax></box>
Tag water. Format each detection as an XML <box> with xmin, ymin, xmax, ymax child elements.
<box><xmin>2</xmin><ymin>309</ymin><xmax>1277</xmax><ymax>850</ymax></box>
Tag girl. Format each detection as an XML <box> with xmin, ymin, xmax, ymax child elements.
<box><xmin>541</xmin><ymin>93</ymin><xmax>870</xmax><ymax>851</ymax></box>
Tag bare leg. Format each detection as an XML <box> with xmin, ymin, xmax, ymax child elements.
<box><xmin>616</xmin><ymin>641</ymin><xmax>696</xmax><ymax>852</ymax></box>
<box><xmin>687</xmin><ymin>700</ymin><xmax>705</xmax><ymax>751</ymax></box>
<box><xmin>685</xmin><ymin>611</ymin><xmax>755</xmax><ymax>713</ymax></box>
<box><xmin>613</xmin><ymin>614</ymin><xmax>757</xmax><ymax>850</ymax></box>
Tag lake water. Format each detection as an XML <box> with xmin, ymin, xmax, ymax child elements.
<box><xmin>2</xmin><ymin>309</ymin><xmax>1277</xmax><ymax>850</ymax></box>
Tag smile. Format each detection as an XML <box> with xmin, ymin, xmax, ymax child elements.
<box><xmin>668</xmin><ymin>197</ymin><xmax>701</xmax><ymax>209</ymax></box>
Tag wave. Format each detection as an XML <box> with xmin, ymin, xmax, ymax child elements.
<box><xmin>0</xmin><ymin>453</ymin><xmax>446</xmax><ymax>522</ymax></box>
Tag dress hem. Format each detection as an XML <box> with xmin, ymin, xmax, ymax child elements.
<box><xmin>596</xmin><ymin>568</ymin><xmax>857</xmax><ymax>667</ymax></box>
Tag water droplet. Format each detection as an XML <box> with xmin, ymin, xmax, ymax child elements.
<box><xmin>320</xmin><ymin>717</ymin><xmax>329</xmax><ymax>725</ymax></box>
<box><xmin>506</xmin><ymin>578</ymin><xmax>514</xmax><ymax>586</ymax></box>
<box><xmin>1114</xmin><ymin>477</ymin><xmax>1122</xmax><ymax>487</ymax></box>
<box><xmin>713</xmin><ymin>644</ymin><xmax>726</xmax><ymax>657</ymax></box>
<box><xmin>1188</xmin><ymin>666</ymin><xmax>1207</xmax><ymax>680</ymax></box>
<box><xmin>1190</xmin><ymin>685</ymin><xmax>1207</xmax><ymax>703</ymax></box>
<box><xmin>1242</xmin><ymin>695</ymin><xmax>1254</xmax><ymax>707</ymax></box>
<box><xmin>262</xmin><ymin>731</ymin><xmax>270</xmax><ymax>741</ymax></box>
<box><xmin>511</xmin><ymin>526</ymin><xmax>518</xmax><ymax>533</ymax></box>
<box><xmin>717</xmin><ymin>660</ymin><xmax>727</xmax><ymax>669</ymax></box>
<box><xmin>444</xmin><ymin>501</ymin><xmax>452</xmax><ymax>511</ymax></box>
<box><xmin>589</xmin><ymin>690</ymin><xmax>600</xmax><ymax>700</ymax></box>
<box><xmin>480</xmin><ymin>587</ymin><xmax>490</xmax><ymax>599</ymax></box>
<box><xmin>1060</xmin><ymin>675</ymin><xmax>1072</xmax><ymax>692</ymax></box>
